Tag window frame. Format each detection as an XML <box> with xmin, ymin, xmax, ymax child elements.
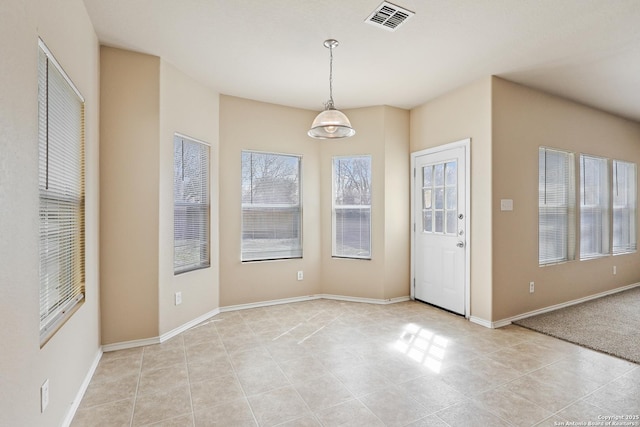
<box><xmin>38</xmin><ymin>39</ymin><xmax>86</xmax><ymax>344</ymax></box>
<box><xmin>173</xmin><ymin>133</ymin><xmax>211</xmax><ymax>275</ymax></box>
<box><xmin>332</xmin><ymin>155</ymin><xmax>372</xmax><ymax>260</ymax></box>
<box><xmin>241</xmin><ymin>150</ymin><xmax>303</xmax><ymax>262</ymax></box>
<box><xmin>538</xmin><ymin>147</ymin><xmax>576</xmax><ymax>266</ymax></box>
<box><xmin>612</xmin><ymin>160</ymin><xmax>637</xmax><ymax>255</ymax></box>
<box><xmin>579</xmin><ymin>154</ymin><xmax>610</xmax><ymax>260</ymax></box>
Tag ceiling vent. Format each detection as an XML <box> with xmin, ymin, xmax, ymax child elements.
<box><xmin>365</xmin><ymin>1</ymin><xmax>415</xmax><ymax>32</ymax></box>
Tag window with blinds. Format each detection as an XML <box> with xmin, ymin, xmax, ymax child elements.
<box><xmin>333</xmin><ymin>155</ymin><xmax>372</xmax><ymax>259</ymax></box>
<box><xmin>612</xmin><ymin>160</ymin><xmax>637</xmax><ymax>255</ymax></box>
<box><xmin>241</xmin><ymin>151</ymin><xmax>302</xmax><ymax>261</ymax></box>
<box><xmin>539</xmin><ymin>147</ymin><xmax>575</xmax><ymax>265</ymax></box>
<box><xmin>174</xmin><ymin>134</ymin><xmax>210</xmax><ymax>274</ymax></box>
<box><xmin>579</xmin><ymin>155</ymin><xmax>609</xmax><ymax>259</ymax></box>
<box><xmin>38</xmin><ymin>39</ymin><xmax>85</xmax><ymax>343</ymax></box>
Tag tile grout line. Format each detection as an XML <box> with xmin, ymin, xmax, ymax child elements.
<box><xmin>129</xmin><ymin>348</ymin><xmax>144</xmax><ymax>427</ymax></box>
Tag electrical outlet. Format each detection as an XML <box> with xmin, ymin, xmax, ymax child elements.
<box><xmin>175</xmin><ymin>292</ymin><xmax>182</xmax><ymax>305</ymax></box>
<box><xmin>529</xmin><ymin>282</ymin><xmax>535</xmax><ymax>293</ymax></box>
<box><xmin>613</xmin><ymin>266</ymin><xmax>617</xmax><ymax>275</ymax></box>
<box><xmin>41</xmin><ymin>379</ymin><xmax>49</xmax><ymax>413</ymax></box>
<box><xmin>297</xmin><ymin>271</ymin><xmax>303</xmax><ymax>281</ymax></box>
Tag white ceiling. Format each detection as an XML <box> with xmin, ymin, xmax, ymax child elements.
<box><xmin>83</xmin><ymin>0</ymin><xmax>640</xmax><ymax>121</ymax></box>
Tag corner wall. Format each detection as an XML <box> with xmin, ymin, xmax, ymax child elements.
<box><xmin>219</xmin><ymin>98</ymin><xmax>411</xmax><ymax>306</ymax></box>
<box><xmin>319</xmin><ymin>106</ymin><xmax>411</xmax><ymax>300</ymax></box>
<box><xmin>410</xmin><ymin>77</ymin><xmax>493</xmax><ymax>322</ymax></box>
<box><xmin>491</xmin><ymin>77</ymin><xmax>640</xmax><ymax>321</ymax></box>
<box><xmin>0</xmin><ymin>0</ymin><xmax>101</xmax><ymax>425</ymax></box>
<box><xmin>100</xmin><ymin>47</ymin><xmax>161</xmax><ymax>344</ymax></box>
<box><xmin>100</xmin><ymin>48</ymin><xmax>221</xmax><ymax>344</ymax></box>
<box><xmin>158</xmin><ymin>61</ymin><xmax>220</xmax><ymax>335</ymax></box>
<box><xmin>218</xmin><ymin>96</ymin><xmax>322</xmax><ymax>306</ymax></box>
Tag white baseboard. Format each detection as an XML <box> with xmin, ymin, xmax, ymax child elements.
<box><xmin>219</xmin><ymin>295</ymin><xmax>318</xmax><ymax>312</ymax></box>
<box><xmin>496</xmin><ymin>282</ymin><xmax>640</xmax><ymax>328</ymax></box>
<box><xmin>102</xmin><ymin>336</ymin><xmax>161</xmax><ymax>352</ymax></box>
<box><xmin>319</xmin><ymin>294</ymin><xmax>411</xmax><ymax>305</ymax></box>
<box><xmin>159</xmin><ymin>308</ymin><xmax>221</xmax><ymax>343</ymax></box>
<box><xmin>61</xmin><ymin>348</ymin><xmax>103</xmax><ymax>427</ymax></box>
<box><xmin>102</xmin><ymin>295</ymin><xmax>411</xmax><ymax>352</ymax></box>
<box><xmin>219</xmin><ymin>294</ymin><xmax>411</xmax><ymax>312</ymax></box>
<box><xmin>102</xmin><ymin>307</ymin><xmax>221</xmax><ymax>352</ymax></box>
<box><xmin>469</xmin><ymin>316</ymin><xmax>493</xmax><ymax>328</ymax></box>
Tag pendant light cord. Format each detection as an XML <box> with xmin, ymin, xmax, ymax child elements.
<box><xmin>327</xmin><ymin>44</ymin><xmax>334</xmax><ymax>109</ymax></box>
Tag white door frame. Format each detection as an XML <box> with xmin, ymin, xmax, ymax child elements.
<box><xmin>410</xmin><ymin>138</ymin><xmax>471</xmax><ymax>318</ymax></box>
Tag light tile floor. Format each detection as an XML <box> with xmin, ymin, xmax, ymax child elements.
<box><xmin>71</xmin><ymin>299</ymin><xmax>640</xmax><ymax>426</ymax></box>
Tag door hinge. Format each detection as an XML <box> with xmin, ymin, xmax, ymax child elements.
<box><xmin>413</xmin><ymin>168</ymin><xmax>416</xmax><ymax>178</ymax></box>
<box><xmin>413</xmin><ymin>278</ymin><xmax>416</xmax><ymax>289</ymax></box>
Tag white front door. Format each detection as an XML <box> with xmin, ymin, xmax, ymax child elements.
<box><xmin>412</xmin><ymin>141</ymin><xmax>468</xmax><ymax>316</ymax></box>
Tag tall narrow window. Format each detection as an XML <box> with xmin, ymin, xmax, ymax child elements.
<box><xmin>539</xmin><ymin>147</ymin><xmax>575</xmax><ymax>265</ymax></box>
<box><xmin>241</xmin><ymin>151</ymin><xmax>302</xmax><ymax>261</ymax></box>
<box><xmin>174</xmin><ymin>135</ymin><xmax>210</xmax><ymax>274</ymax></box>
<box><xmin>333</xmin><ymin>155</ymin><xmax>372</xmax><ymax>259</ymax></box>
<box><xmin>38</xmin><ymin>40</ymin><xmax>85</xmax><ymax>343</ymax></box>
<box><xmin>612</xmin><ymin>160</ymin><xmax>637</xmax><ymax>254</ymax></box>
<box><xmin>579</xmin><ymin>155</ymin><xmax>609</xmax><ymax>259</ymax></box>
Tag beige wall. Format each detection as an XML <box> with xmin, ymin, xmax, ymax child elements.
<box><xmin>101</xmin><ymin>48</ymin><xmax>221</xmax><ymax>342</ymax></box>
<box><xmin>100</xmin><ymin>47</ymin><xmax>161</xmax><ymax>344</ymax></box>
<box><xmin>320</xmin><ymin>106</ymin><xmax>411</xmax><ymax>300</ymax></box>
<box><xmin>491</xmin><ymin>77</ymin><xmax>640</xmax><ymax>321</ymax></box>
<box><xmin>219</xmin><ymin>98</ymin><xmax>411</xmax><ymax>306</ymax></box>
<box><xmin>219</xmin><ymin>96</ymin><xmax>322</xmax><ymax>306</ymax></box>
<box><xmin>158</xmin><ymin>61</ymin><xmax>220</xmax><ymax>335</ymax></box>
<box><xmin>384</xmin><ymin>107</ymin><xmax>411</xmax><ymax>299</ymax></box>
<box><xmin>410</xmin><ymin>77</ymin><xmax>494</xmax><ymax>321</ymax></box>
<box><xmin>0</xmin><ymin>0</ymin><xmax>101</xmax><ymax>425</ymax></box>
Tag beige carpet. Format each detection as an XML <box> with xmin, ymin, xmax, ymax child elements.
<box><xmin>514</xmin><ymin>286</ymin><xmax>640</xmax><ymax>364</ymax></box>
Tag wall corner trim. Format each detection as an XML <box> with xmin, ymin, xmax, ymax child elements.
<box><xmin>469</xmin><ymin>316</ymin><xmax>494</xmax><ymax>329</ymax></box>
<box><xmin>101</xmin><ymin>308</ymin><xmax>221</xmax><ymax>352</ymax></box>
<box><xmin>61</xmin><ymin>349</ymin><xmax>103</xmax><ymax>427</ymax></box>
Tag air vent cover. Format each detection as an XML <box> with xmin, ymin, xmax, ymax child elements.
<box><xmin>365</xmin><ymin>1</ymin><xmax>415</xmax><ymax>32</ymax></box>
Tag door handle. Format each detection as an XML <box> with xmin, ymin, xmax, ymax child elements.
<box><xmin>456</xmin><ymin>241</ymin><xmax>465</xmax><ymax>248</ymax></box>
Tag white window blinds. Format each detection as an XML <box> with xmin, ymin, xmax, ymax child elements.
<box><xmin>612</xmin><ymin>160</ymin><xmax>637</xmax><ymax>254</ymax></box>
<box><xmin>38</xmin><ymin>40</ymin><xmax>85</xmax><ymax>343</ymax></box>
<box><xmin>174</xmin><ymin>135</ymin><xmax>210</xmax><ymax>274</ymax></box>
<box><xmin>579</xmin><ymin>155</ymin><xmax>609</xmax><ymax>259</ymax></box>
<box><xmin>241</xmin><ymin>151</ymin><xmax>302</xmax><ymax>261</ymax></box>
<box><xmin>333</xmin><ymin>156</ymin><xmax>372</xmax><ymax>259</ymax></box>
<box><xmin>539</xmin><ymin>147</ymin><xmax>575</xmax><ymax>265</ymax></box>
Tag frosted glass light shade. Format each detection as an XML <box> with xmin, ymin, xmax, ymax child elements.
<box><xmin>308</xmin><ymin>108</ymin><xmax>356</xmax><ymax>139</ymax></box>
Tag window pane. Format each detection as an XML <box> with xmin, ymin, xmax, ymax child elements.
<box><xmin>434</xmin><ymin>164</ymin><xmax>444</xmax><ymax>186</ymax></box>
<box><xmin>539</xmin><ymin>147</ymin><xmax>575</xmax><ymax>265</ymax></box>
<box><xmin>435</xmin><ymin>211</ymin><xmax>443</xmax><ymax>233</ymax></box>
<box><xmin>242</xmin><ymin>152</ymin><xmax>302</xmax><ymax>261</ymax></box>
<box><xmin>174</xmin><ymin>135</ymin><xmax>210</xmax><ymax>273</ymax></box>
<box><xmin>333</xmin><ymin>156</ymin><xmax>371</xmax><ymax>258</ymax></box>
<box><xmin>423</xmin><ymin>189</ymin><xmax>432</xmax><ymax>209</ymax></box>
<box><xmin>445</xmin><ymin>187</ymin><xmax>456</xmax><ymax>210</ymax></box>
<box><xmin>38</xmin><ymin>41</ymin><xmax>85</xmax><ymax>342</ymax></box>
<box><xmin>423</xmin><ymin>165</ymin><xmax>432</xmax><ymax>187</ymax></box>
<box><xmin>434</xmin><ymin>188</ymin><xmax>444</xmax><ymax>209</ymax></box>
<box><xmin>613</xmin><ymin>160</ymin><xmax>637</xmax><ymax>254</ymax></box>
<box><xmin>445</xmin><ymin>161</ymin><xmax>457</xmax><ymax>185</ymax></box>
<box><xmin>424</xmin><ymin>210</ymin><xmax>432</xmax><ymax>232</ymax></box>
<box><xmin>579</xmin><ymin>155</ymin><xmax>609</xmax><ymax>259</ymax></box>
<box><xmin>446</xmin><ymin>211</ymin><xmax>457</xmax><ymax>235</ymax></box>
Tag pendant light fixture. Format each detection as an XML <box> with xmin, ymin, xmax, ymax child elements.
<box><xmin>308</xmin><ymin>39</ymin><xmax>356</xmax><ymax>139</ymax></box>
